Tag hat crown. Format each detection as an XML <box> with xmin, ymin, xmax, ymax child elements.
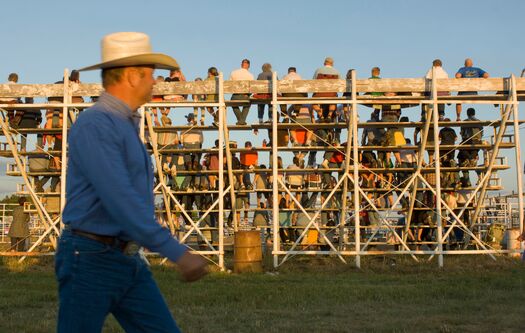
<box><xmin>101</xmin><ymin>32</ymin><xmax>152</xmax><ymax>63</ymax></box>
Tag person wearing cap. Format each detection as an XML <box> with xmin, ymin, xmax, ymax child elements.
<box><xmin>180</xmin><ymin>113</ymin><xmax>204</xmax><ymax>176</ymax></box>
<box><xmin>229</xmin><ymin>58</ymin><xmax>254</xmax><ymax>125</ymax></box>
<box><xmin>55</xmin><ymin>32</ymin><xmax>207</xmax><ymax>333</ymax></box>
<box><xmin>312</xmin><ymin>57</ymin><xmax>341</xmax><ymax>119</ymax></box>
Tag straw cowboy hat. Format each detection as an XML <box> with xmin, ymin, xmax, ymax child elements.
<box><xmin>79</xmin><ymin>32</ymin><xmax>179</xmax><ymax>71</ymax></box>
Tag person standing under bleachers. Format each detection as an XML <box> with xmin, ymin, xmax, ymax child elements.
<box><xmin>8</xmin><ymin>197</ymin><xmax>29</xmax><ymax>252</ymax></box>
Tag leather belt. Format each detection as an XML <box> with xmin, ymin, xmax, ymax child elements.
<box><xmin>71</xmin><ymin>229</ymin><xmax>129</xmax><ymax>251</ymax></box>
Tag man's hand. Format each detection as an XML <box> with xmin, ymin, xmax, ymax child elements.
<box><xmin>176</xmin><ymin>251</ymin><xmax>208</xmax><ymax>282</ymax></box>
<box><xmin>518</xmin><ymin>231</ymin><xmax>525</xmax><ymax>243</ymax></box>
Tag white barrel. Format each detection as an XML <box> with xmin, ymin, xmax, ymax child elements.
<box><xmin>506</xmin><ymin>229</ymin><xmax>522</xmax><ymax>258</ymax></box>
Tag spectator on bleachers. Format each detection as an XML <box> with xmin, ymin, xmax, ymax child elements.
<box><xmin>398</xmin><ymin>137</ymin><xmax>416</xmax><ymax>177</ymax></box>
<box><xmin>205</xmin><ymin>67</ymin><xmax>219</xmax><ymax>126</ymax></box>
<box><xmin>0</xmin><ymin>73</ymin><xmax>19</xmax><ymax>104</ymax></box>
<box><xmin>192</xmin><ymin>77</ymin><xmax>206</xmax><ymax>125</ymax></box>
<box><xmin>240</xmin><ymin>141</ymin><xmax>258</xmax><ymax>190</ymax></box>
<box><xmin>439</xmin><ymin>118</ymin><xmax>457</xmax><ymax>165</ymax></box>
<box><xmin>17</xmin><ymin>96</ymin><xmax>42</xmax><ymax>151</ymax></box>
<box><xmin>69</xmin><ymin>70</ymin><xmax>85</xmax><ymax>105</ymax></box>
<box><xmin>458</xmin><ymin>108</ymin><xmax>483</xmax><ymax>186</ymax></box>
<box><xmin>203</xmin><ymin>139</ymin><xmax>220</xmax><ymax>190</ymax></box>
<box><xmin>157</xmin><ymin>115</ymin><xmax>180</xmax><ymax>186</ymax></box>
<box><xmin>151</xmin><ymin>75</ymin><xmax>167</xmax><ymax>125</ymax></box>
<box><xmin>253</xmin><ymin>63</ymin><xmax>274</xmax><ymax>124</ymax></box>
<box><xmin>253</xmin><ymin>164</ymin><xmax>269</xmax><ymax>208</ymax></box>
<box><xmin>1</xmin><ymin>73</ymin><xmax>21</xmax><ymax>126</ymax></box>
<box><xmin>455</xmin><ymin>58</ymin><xmax>489</xmax><ymax>120</ymax></box>
<box><xmin>269</xmin><ymin>156</ymin><xmax>285</xmax><ymax>204</ymax></box>
<box><xmin>423</xmin><ymin>59</ymin><xmax>449</xmax><ymax>117</ymax></box>
<box><xmin>283</xmin><ymin>66</ymin><xmax>302</xmax><ymax>81</ymax></box>
<box><xmin>282</xmin><ymin>67</ymin><xmax>307</xmax><ymax>116</ymax></box>
<box><xmin>286</xmin><ymin>156</ymin><xmax>304</xmax><ymax>207</ymax></box>
<box><xmin>415</xmin><ymin>113</ymin><xmax>444</xmax><ymax>163</ymax></box>
<box><xmin>290</xmin><ymin>104</ymin><xmax>314</xmax><ymax>161</ymax></box>
<box><xmin>253</xmin><ymin>201</ymin><xmax>269</xmax><ymax>229</ymax></box>
<box><xmin>312</xmin><ymin>57</ymin><xmax>341</xmax><ymax>122</ymax></box>
<box><xmin>278</xmin><ymin>197</ymin><xmax>293</xmax><ymax>243</ymax></box>
<box><xmin>181</xmin><ymin>113</ymin><xmax>203</xmax><ymax>172</ymax></box>
<box><xmin>361</xmin><ymin>110</ymin><xmax>384</xmax><ymax>147</ymax></box>
<box><xmin>229</xmin><ymin>59</ymin><xmax>254</xmax><ymax>125</ymax></box>
<box><xmin>164</xmin><ymin>68</ymin><xmax>187</xmax><ymax>108</ymax></box>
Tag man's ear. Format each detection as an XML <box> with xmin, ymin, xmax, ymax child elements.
<box><xmin>126</xmin><ymin>68</ymin><xmax>141</xmax><ymax>88</ymax></box>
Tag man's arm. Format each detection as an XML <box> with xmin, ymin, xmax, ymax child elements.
<box><xmin>71</xmin><ymin>117</ymin><xmax>207</xmax><ymax>280</ymax></box>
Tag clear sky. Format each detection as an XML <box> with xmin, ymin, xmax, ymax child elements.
<box><xmin>1</xmin><ymin>0</ymin><xmax>524</xmax><ymax>196</ymax></box>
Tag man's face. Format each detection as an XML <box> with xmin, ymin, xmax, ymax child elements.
<box><xmin>134</xmin><ymin>66</ymin><xmax>155</xmax><ymax>104</ymax></box>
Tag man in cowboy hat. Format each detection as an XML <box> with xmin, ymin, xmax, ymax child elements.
<box><xmin>55</xmin><ymin>32</ymin><xmax>207</xmax><ymax>332</ymax></box>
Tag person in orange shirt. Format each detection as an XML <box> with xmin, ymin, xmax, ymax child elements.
<box><xmin>239</xmin><ymin>141</ymin><xmax>258</xmax><ymax>190</ymax></box>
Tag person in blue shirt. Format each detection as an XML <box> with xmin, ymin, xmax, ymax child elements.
<box><xmin>455</xmin><ymin>58</ymin><xmax>489</xmax><ymax>120</ymax></box>
<box><xmin>55</xmin><ymin>32</ymin><xmax>207</xmax><ymax>333</ymax></box>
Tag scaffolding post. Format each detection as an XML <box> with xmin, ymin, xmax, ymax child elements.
<box><xmin>272</xmin><ymin>71</ymin><xmax>279</xmax><ymax>268</ymax></box>
<box><xmin>218</xmin><ymin>72</ymin><xmax>225</xmax><ymax>270</ymax></box>
<box><xmin>221</xmin><ymin>89</ymin><xmax>237</xmax><ymax>232</ymax></box>
<box><xmin>350</xmin><ymin>70</ymin><xmax>361</xmax><ymax>268</ymax></box>
<box><xmin>59</xmin><ymin>69</ymin><xmax>70</xmax><ymax>225</ymax></box>
<box><xmin>431</xmin><ymin>67</ymin><xmax>444</xmax><ymax>267</ymax></box>
<box><xmin>510</xmin><ymin>75</ymin><xmax>524</xmax><ymax>254</ymax></box>
<box><xmin>338</xmin><ymin>72</ymin><xmax>354</xmax><ymax>251</ymax></box>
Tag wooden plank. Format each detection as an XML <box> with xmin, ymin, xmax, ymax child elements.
<box><xmin>0</xmin><ymin>77</ymin><xmax>519</xmax><ymax>97</ymax></box>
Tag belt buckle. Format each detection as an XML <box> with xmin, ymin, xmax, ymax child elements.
<box><xmin>122</xmin><ymin>241</ymin><xmax>141</xmax><ymax>256</ymax></box>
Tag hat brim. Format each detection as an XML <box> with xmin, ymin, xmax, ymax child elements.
<box><xmin>78</xmin><ymin>53</ymin><xmax>179</xmax><ymax>71</ymax></box>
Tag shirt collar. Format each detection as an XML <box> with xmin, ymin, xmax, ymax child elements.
<box><xmin>97</xmin><ymin>91</ymin><xmax>142</xmax><ymax>129</ymax></box>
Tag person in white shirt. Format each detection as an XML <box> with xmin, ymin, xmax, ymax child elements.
<box><xmin>229</xmin><ymin>59</ymin><xmax>254</xmax><ymax>125</ymax></box>
<box><xmin>282</xmin><ymin>67</ymin><xmax>307</xmax><ymax>117</ymax></box>
<box><xmin>422</xmin><ymin>59</ymin><xmax>449</xmax><ymax>118</ymax></box>
<box><xmin>181</xmin><ymin>113</ymin><xmax>203</xmax><ymax>170</ymax></box>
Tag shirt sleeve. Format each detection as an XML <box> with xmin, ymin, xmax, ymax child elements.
<box><xmin>477</xmin><ymin>68</ymin><xmax>486</xmax><ymax>77</ymax></box>
<box><xmin>69</xmin><ymin>116</ymin><xmax>187</xmax><ymax>262</ymax></box>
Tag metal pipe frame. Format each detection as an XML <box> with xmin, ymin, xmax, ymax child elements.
<box><xmin>0</xmin><ymin>69</ymin><xmax>523</xmax><ymax>269</ymax></box>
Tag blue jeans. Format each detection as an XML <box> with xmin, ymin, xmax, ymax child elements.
<box><xmin>55</xmin><ymin>229</ymin><xmax>180</xmax><ymax>333</ymax></box>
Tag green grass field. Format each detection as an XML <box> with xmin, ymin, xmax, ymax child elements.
<box><xmin>0</xmin><ymin>256</ymin><xmax>524</xmax><ymax>333</ymax></box>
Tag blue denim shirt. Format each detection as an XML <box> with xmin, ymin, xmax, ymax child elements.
<box><xmin>62</xmin><ymin>92</ymin><xmax>187</xmax><ymax>262</ymax></box>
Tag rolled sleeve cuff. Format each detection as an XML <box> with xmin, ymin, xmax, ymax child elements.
<box><xmin>156</xmin><ymin>239</ymin><xmax>189</xmax><ymax>262</ymax></box>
